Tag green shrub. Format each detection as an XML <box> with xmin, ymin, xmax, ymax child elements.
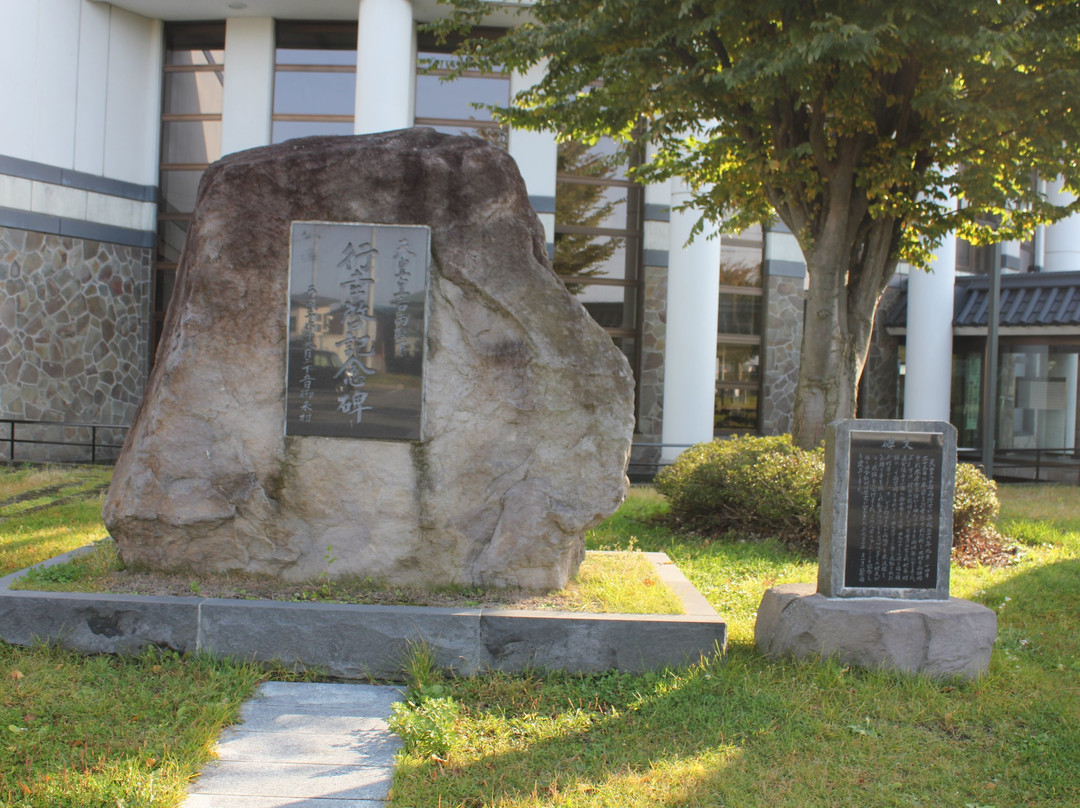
<box><xmin>655</xmin><ymin>437</ymin><xmax>1001</xmax><ymax>552</ymax></box>
<box><xmin>953</xmin><ymin>462</ymin><xmax>1000</xmax><ymax>539</ymax></box>
<box><xmin>654</xmin><ymin>434</ymin><xmax>825</xmax><ymax>550</ymax></box>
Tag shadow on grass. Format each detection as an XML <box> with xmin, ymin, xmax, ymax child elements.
<box><xmin>390</xmin><ymin>648</ymin><xmax>984</xmax><ymax>808</ymax></box>
<box><xmin>394</xmin><ymin>650</ymin><xmax>794</xmax><ymax>807</ymax></box>
<box><xmin>977</xmin><ymin>556</ymin><xmax>1080</xmax><ymax>671</ymax></box>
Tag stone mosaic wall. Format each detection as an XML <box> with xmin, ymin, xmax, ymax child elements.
<box><xmin>637</xmin><ymin>263</ymin><xmax>666</xmax><ymax>439</ymax></box>
<box><xmin>629</xmin><ymin>263</ymin><xmax>667</xmax><ymax>478</ymax></box>
<box><xmin>860</xmin><ymin>285</ymin><xmax>902</xmax><ymax>419</ymax></box>
<box><xmin>760</xmin><ymin>273</ymin><xmax>805</xmax><ymax>436</ymax></box>
<box><xmin>0</xmin><ymin>226</ymin><xmax>150</xmax><ymax>461</ymax></box>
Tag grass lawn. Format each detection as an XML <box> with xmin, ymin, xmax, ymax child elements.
<box><xmin>1</xmin><ymin>466</ymin><xmax>1079</xmax><ymax>807</ymax></box>
<box><xmin>390</xmin><ymin>485</ymin><xmax>1080</xmax><ymax>808</ymax></box>
<box><xmin>0</xmin><ymin>466</ymin><xmax>272</xmax><ymax>807</ymax></box>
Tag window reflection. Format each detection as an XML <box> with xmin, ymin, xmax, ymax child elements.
<box><xmin>415</xmin><ymin>35</ymin><xmax>510</xmax><ymax>145</ymax></box>
<box><xmin>161</xmin><ymin>121</ymin><xmax>222</xmax><ymax>165</ymax></box>
<box><xmin>715</xmin><ymin>226</ymin><xmax>764</xmax><ymax>433</ymax></box>
<box><xmin>154</xmin><ymin>22</ymin><xmax>226</xmax><ymax>365</ymax></box>
<box><xmin>272</xmin><ymin>22</ymin><xmax>356</xmax><ymax>144</ymax></box>
<box><xmin>717</xmin><ymin>293</ymin><xmax>762</xmax><ymax>335</ymax></box>
<box><xmin>273</xmin><ymin>71</ymin><xmax>356</xmax><ymax>117</ymax></box>
<box><xmin>554</xmin><ymin>137</ymin><xmax>644</xmax><ymax>420</ymax></box>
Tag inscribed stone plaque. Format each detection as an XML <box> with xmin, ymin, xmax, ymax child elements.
<box><xmin>817</xmin><ymin>420</ymin><xmax>956</xmax><ymax>600</ymax></box>
<box><xmin>285</xmin><ymin>221</ymin><xmax>430</xmax><ymax>440</ymax></box>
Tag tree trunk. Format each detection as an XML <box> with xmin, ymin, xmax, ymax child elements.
<box><xmin>791</xmin><ymin>255</ymin><xmax>861</xmax><ymax>448</ymax></box>
<box><xmin>789</xmin><ymin>223</ymin><xmax>896</xmax><ymax>449</ymax></box>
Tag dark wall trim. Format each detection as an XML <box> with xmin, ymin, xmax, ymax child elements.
<box><xmin>0</xmin><ymin>207</ymin><xmax>155</xmax><ymax>249</ymax></box>
<box><xmin>643</xmin><ymin>249</ymin><xmax>669</xmax><ymax>268</ymax></box>
<box><xmin>0</xmin><ymin>155</ymin><xmax>158</xmax><ymax>204</ymax></box>
<box><xmin>764</xmin><ymin>258</ymin><xmax>806</xmax><ymax>279</ymax></box>
<box><xmin>529</xmin><ymin>195</ymin><xmax>556</xmax><ymax>215</ymax></box>
<box><xmin>644</xmin><ymin>204</ymin><xmax>670</xmax><ymax>222</ymax></box>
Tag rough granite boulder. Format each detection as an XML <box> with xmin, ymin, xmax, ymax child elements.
<box><xmin>103</xmin><ymin>129</ymin><xmax>635</xmax><ymax>590</ymax></box>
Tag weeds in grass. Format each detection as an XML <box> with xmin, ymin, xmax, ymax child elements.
<box><xmin>390</xmin><ymin>640</ymin><xmax>462</xmax><ymax>760</ymax></box>
<box><xmin>11</xmin><ymin>540</ymin><xmax>121</xmax><ymax>591</ymax></box>
<box><xmin>569</xmin><ymin>551</ymin><xmax>683</xmax><ymax>614</ymax></box>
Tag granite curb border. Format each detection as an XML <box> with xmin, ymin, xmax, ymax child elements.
<box><xmin>0</xmin><ymin>548</ymin><xmax>726</xmax><ymax>677</ymax></box>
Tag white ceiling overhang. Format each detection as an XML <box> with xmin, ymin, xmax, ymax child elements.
<box><xmin>93</xmin><ymin>0</ymin><xmax>532</xmax><ymax>24</ymax></box>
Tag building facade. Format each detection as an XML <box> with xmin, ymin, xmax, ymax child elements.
<box><xmin>1</xmin><ymin>0</ymin><xmax>1078</xmax><ymax>475</ymax></box>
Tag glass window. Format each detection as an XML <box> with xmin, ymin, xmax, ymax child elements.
<box><xmin>272</xmin><ymin>22</ymin><xmax>357</xmax><ymax>144</ymax></box>
<box><xmin>719</xmin><ymin>232</ymin><xmax>763</xmax><ymax>286</ymax></box>
<box><xmin>273</xmin><ymin>71</ymin><xmax>356</xmax><ymax>117</ymax></box>
<box><xmin>555</xmin><ymin>137</ymin><xmax>644</xmax><ymax>419</ymax></box>
<box><xmin>715</xmin><ymin>226</ymin><xmax>764</xmax><ymax>433</ymax></box>
<box><xmin>414</xmin><ymin>74</ymin><xmax>506</xmax><ymax>121</ymax></box>
<box><xmin>715</xmin><ymin>386</ymin><xmax>760</xmax><ymax>431</ymax></box>
<box><xmin>951</xmin><ymin>342</ymin><xmax>1080</xmax><ymax>455</ymax></box>
<box><xmin>997</xmin><ymin>345</ymin><xmax>1078</xmax><ymax>451</ymax></box>
<box><xmin>163</xmin><ymin>71</ymin><xmax>224</xmax><ymax>116</ymax></box>
<box><xmin>158</xmin><ymin>171</ymin><xmax>204</xmax><ymax>217</ymax></box>
<box><xmin>950</xmin><ymin>347</ymin><xmax>983</xmax><ymax>448</ymax></box>
<box><xmin>160</xmin><ymin>120</ymin><xmax>223</xmax><ymax>165</ymax></box>
<box><xmin>717</xmin><ymin>293</ymin><xmax>762</xmax><ymax>336</ymax></box>
<box><xmin>415</xmin><ymin>31</ymin><xmax>510</xmax><ymax>148</ymax></box>
<box><xmin>154</xmin><ymin>22</ymin><xmax>226</xmax><ymax>365</ymax></box>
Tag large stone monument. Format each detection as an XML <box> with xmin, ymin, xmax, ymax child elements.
<box><xmin>755</xmin><ymin>420</ymin><xmax>997</xmax><ymax>679</ymax></box>
<box><xmin>103</xmin><ymin>129</ymin><xmax>635</xmax><ymax>590</ymax></box>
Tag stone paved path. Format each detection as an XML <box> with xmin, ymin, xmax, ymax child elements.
<box><xmin>182</xmin><ymin>681</ymin><xmax>404</xmax><ymax>808</ymax></box>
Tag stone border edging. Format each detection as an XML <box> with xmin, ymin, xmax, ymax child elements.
<box><xmin>0</xmin><ymin>548</ymin><xmax>726</xmax><ymax>678</ymax></box>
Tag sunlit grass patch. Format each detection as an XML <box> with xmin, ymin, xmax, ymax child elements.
<box><xmin>10</xmin><ymin>538</ymin><xmax>685</xmax><ymax>615</ymax></box>
<box><xmin>564</xmin><ymin>551</ymin><xmax>683</xmax><ymax>614</ymax></box>
<box><xmin>0</xmin><ymin>643</ymin><xmax>266</xmax><ymax>808</ymax></box>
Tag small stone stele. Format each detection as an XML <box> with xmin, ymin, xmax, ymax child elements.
<box><xmin>817</xmin><ymin>419</ymin><xmax>956</xmax><ymax>600</ymax></box>
<box><xmin>103</xmin><ymin>129</ymin><xmax>635</xmax><ymax>590</ymax></box>
<box><xmin>754</xmin><ymin>419</ymin><xmax>997</xmax><ymax>679</ymax></box>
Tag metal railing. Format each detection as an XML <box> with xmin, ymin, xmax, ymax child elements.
<box><xmin>626</xmin><ymin>442</ymin><xmax>697</xmax><ymax>482</ymax></box>
<box><xmin>1</xmin><ymin>418</ymin><xmax>129</xmax><ymax>465</ymax></box>
<box><xmin>959</xmin><ymin>447</ymin><xmax>1080</xmax><ymax>486</ymax></box>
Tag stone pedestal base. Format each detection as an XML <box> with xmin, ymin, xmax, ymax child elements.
<box><xmin>755</xmin><ymin>583</ymin><xmax>996</xmax><ymax>680</ymax></box>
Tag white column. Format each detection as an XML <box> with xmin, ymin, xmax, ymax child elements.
<box><xmin>1043</xmin><ymin>178</ymin><xmax>1080</xmax><ymax>272</ymax></box>
<box><xmin>904</xmin><ymin>232</ymin><xmax>956</xmax><ymax>421</ymax></box>
<box><xmin>1063</xmin><ymin>353</ymin><xmax>1078</xmax><ymax>450</ymax></box>
<box><xmin>355</xmin><ymin>0</ymin><xmax>415</xmax><ymax>134</ymax></box>
<box><xmin>221</xmin><ymin>17</ymin><xmax>274</xmax><ymax>156</ymax></box>
<box><xmin>32</xmin><ymin>0</ymin><xmax>80</xmax><ymax>169</ymax></box>
<box><xmin>102</xmin><ymin>10</ymin><xmax>163</xmax><ymax>186</ymax></box>
<box><xmin>508</xmin><ymin>60</ymin><xmax>557</xmax><ymax>246</ymax></box>
<box><xmin>661</xmin><ymin>180</ymin><xmax>722</xmax><ymax>463</ymax></box>
<box><xmin>1000</xmin><ymin>239</ymin><xmax>1022</xmax><ymax>272</ymax></box>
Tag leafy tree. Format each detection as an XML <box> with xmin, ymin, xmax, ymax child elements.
<box><xmin>433</xmin><ymin>0</ymin><xmax>1080</xmax><ymax>447</ymax></box>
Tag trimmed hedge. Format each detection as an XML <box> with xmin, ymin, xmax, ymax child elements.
<box><xmin>655</xmin><ymin>435</ymin><xmax>999</xmax><ymax>552</ymax></box>
<box><xmin>655</xmin><ymin>434</ymin><xmax>824</xmax><ymax>550</ymax></box>
<box><xmin>953</xmin><ymin>461</ymin><xmax>1000</xmax><ymax>540</ymax></box>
